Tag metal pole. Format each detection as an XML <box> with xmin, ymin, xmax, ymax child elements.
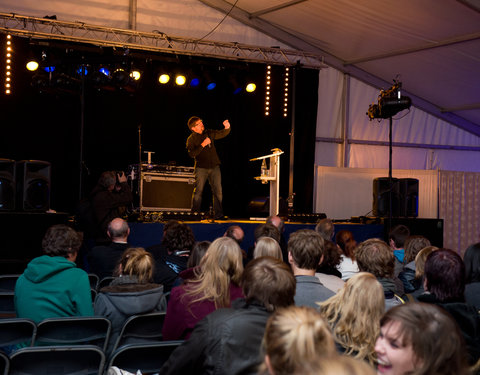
<box><xmin>78</xmin><ymin>63</ymin><xmax>85</xmax><ymax>200</ymax></box>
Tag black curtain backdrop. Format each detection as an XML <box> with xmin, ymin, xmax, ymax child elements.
<box><xmin>0</xmin><ymin>36</ymin><xmax>319</xmax><ymax>218</ymax></box>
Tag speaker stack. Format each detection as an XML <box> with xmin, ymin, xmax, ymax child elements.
<box><xmin>373</xmin><ymin>177</ymin><xmax>418</xmax><ymax>218</ymax></box>
<box><xmin>15</xmin><ymin>160</ymin><xmax>51</xmax><ymax>211</ymax></box>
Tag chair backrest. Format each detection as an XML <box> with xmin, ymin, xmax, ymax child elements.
<box><xmin>0</xmin><ymin>274</ymin><xmax>20</xmax><ymax>292</ymax></box>
<box><xmin>0</xmin><ymin>318</ymin><xmax>36</xmax><ymax>348</ymax></box>
<box><xmin>33</xmin><ymin>316</ymin><xmax>111</xmax><ymax>352</ymax></box>
<box><xmin>0</xmin><ymin>350</ymin><xmax>9</xmax><ymax>375</ymax></box>
<box><xmin>88</xmin><ymin>274</ymin><xmax>99</xmax><ymax>291</ymax></box>
<box><xmin>111</xmin><ymin>312</ymin><xmax>166</xmax><ymax>354</ymax></box>
<box><xmin>108</xmin><ymin>341</ymin><xmax>183</xmax><ymax>375</ymax></box>
<box><xmin>97</xmin><ymin>276</ymin><xmax>115</xmax><ymax>291</ymax></box>
<box><xmin>0</xmin><ymin>292</ymin><xmax>16</xmax><ymax>317</ymax></box>
<box><xmin>9</xmin><ymin>345</ymin><xmax>105</xmax><ymax>375</ymax></box>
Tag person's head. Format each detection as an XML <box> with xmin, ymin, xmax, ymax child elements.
<box><xmin>375</xmin><ymin>302</ymin><xmax>469</xmax><ymax>375</ymax></box>
<box><xmin>107</xmin><ymin>218</ymin><xmax>130</xmax><ymax>241</ymax></box>
<box><xmin>254</xmin><ymin>237</ymin><xmax>283</xmax><ymax>260</ymax></box>
<box><xmin>161</xmin><ymin>222</ymin><xmax>195</xmax><ymax>254</ymax></box>
<box><xmin>266</xmin><ymin>215</ymin><xmax>285</xmax><ymax>234</ymax></box>
<box><xmin>403</xmin><ymin>235</ymin><xmax>431</xmax><ymax>264</ymax></box>
<box><xmin>188</xmin><ymin>116</ymin><xmax>204</xmax><ymax>134</ymax></box>
<box><xmin>319</xmin><ymin>272</ymin><xmax>384</xmax><ymax>364</ymax></box>
<box><xmin>97</xmin><ymin>171</ymin><xmax>117</xmax><ymax>191</ymax></box>
<box><xmin>288</xmin><ymin>229</ymin><xmax>324</xmax><ymax>271</ymax></box>
<box><xmin>414</xmin><ymin>246</ymin><xmax>439</xmax><ymax>280</ymax></box>
<box><xmin>335</xmin><ymin>230</ymin><xmax>357</xmax><ymax>259</ymax></box>
<box><xmin>261</xmin><ymin>306</ymin><xmax>336</xmax><ymax>375</ymax></box>
<box><xmin>317</xmin><ymin>240</ymin><xmax>341</xmax><ymax>271</ymax></box>
<box><xmin>290</xmin><ymin>356</ymin><xmax>376</xmax><ymax>375</ymax></box>
<box><xmin>463</xmin><ymin>242</ymin><xmax>480</xmax><ymax>283</ymax></box>
<box><xmin>242</xmin><ymin>256</ymin><xmax>295</xmax><ymax>312</ymax></box>
<box><xmin>254</xmin><ymin>223</ymin><xmax>281</xmax><ymax>244</ymax></box>
<box><xmin>42</xmin><ymin>224</ymin><xmax>82</xmax><ymax>261</ymax></box>
<box><xmin>355</xmin><ymin>239</ymin><xmax>394</xmax><ymax>279</ymax></box>
<box><xmin>315</xmin><ymin>218</ymin><xmax>335</xmax><ymax>241</ymax></box>
<box><xmin>187</xmin><ymin>240</ymin><xmax>210</xmax><ymax>268</ymax></box>
<box><xmin>224</xmin><ymin>225</ymin><xmax>245</xmax><ymax>246</ymax></box>
<box><xmin>388</xmin><ymin>225</ymin><xmax>410</xmax><ymax>250</ymax></box>
<box><xmin>117</xmin><ymin>247</ymin><xmax>155</xmax><ymax>283</ymax></box>
<box><xmin>424</xmin><ymin>248</ymin><xmax>465</xmax><ymax>302</ymax></box>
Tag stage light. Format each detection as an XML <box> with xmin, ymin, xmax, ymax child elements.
<box><xmin>206</xmin><ymin>82</ymin><xmax>216</xmax><ymax>90</ymax></box>
<box><xmin>367</xmin><ymin>80</ymin><xmax>412</xmax><ymax>120</ymax></box>
<box><xmin>175</xmin><ymin>74</ymin><xmax>186</xmax><ymax>86</ymax></box>
<box><xmin>159</xmin><ymin>73</ymin><xmax>170</xmax><ymax>84</ymax></box>
<box><xmin>44</xmin><ymin>66</ymin><xmax>55</xmax><ymax>73</ymax></box>
<box><xmin>112</xmin><ymin>68</ymin><xmax>130</xmax><ymax>85</ymax></box>
<box><xmin>190</xmin><ymin>77</ymin><xmax>200</xmax><ymax>87</ymax></box>
<box><xmin>5</xmin><ymin>35</ymin><xmax>13</xmax><ymax>95</ymax></box>
<box><xmin>283</xmin><ymin>67</ymin><xmax>289</xmax><ymax>117</ymax></box>
<box><xmin>265</xmin><ymin>65</ymin><xmax>271</xmax><ymax>116</ymax></box>
<box><xmin>130</xmin><ymin>70</ymin><xmax>141</xmax><ymax>81</ymax></box>
<box><xmin>76</xmin><ymin>66</ymin><xmax>88</xmax><ymax>76</ymax></box>
<box><xmin>99</xmin><ymin>67</ymin><xmax>110</xmax><ymax>76</ymax></box>
<box><xmin>246</xmin><ymin>83</ymin><xmax>256</xmax><ymax>93</ymax></box>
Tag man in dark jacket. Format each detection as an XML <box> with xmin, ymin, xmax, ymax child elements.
<box><xmin>159</xmin><ymin>256</ymin><xmax>296</xmax><ymax>375</ymax></box>
<box><xmin>186</xmin><ymin>116</ymin><xmax>230</xmax><ymax>219</ymax></box>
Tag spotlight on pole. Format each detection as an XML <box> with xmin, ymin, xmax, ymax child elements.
<box><xmin>367</xmin><ymin>80</ymin><xmax>412</xmax><ymax>120</ymax></box>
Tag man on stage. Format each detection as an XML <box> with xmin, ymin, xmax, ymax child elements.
<box><xmin>186</xmin><ymin>116</ymin><xmax>230</xmax><ymax>219</ymax></box>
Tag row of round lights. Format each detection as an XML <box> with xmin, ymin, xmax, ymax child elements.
<box><xmin>284</xmin><ymin>67</ymin><xmax>289</xmax><ymax>117</ymax></box>
<box><xmin>159</xmin><ymin>72</ymin><xmax>256</xmax><ymax>93</ymax></box>
<box><xmin>5</xmin><ymin>35</ymin><xmax>12</xmax><ymax>95</ymax></box>
<box><xmin>265</xmin><ymin>65</ymin><xmax>271</xmax><ymax>116</ymax></box>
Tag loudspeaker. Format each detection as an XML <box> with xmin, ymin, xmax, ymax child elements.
<box><xmin>140</xmin><ymin>173</ymin><xmax>194</xmax><ymax>211</ymax></box>
<box><xmin>399</xmin><ymin>178</ymin><xmax>419</xmax><ymax>217</ymax></box>
<box><xmin>0</xmin><ymin>158</ymin><xmax>16</xmax><ymax>210</ymax></box>
<box><xmin>16</xmin><ymin>160</ymin><xmax>51</xmax><ymax>211</ymax></box>
<box><xmin>373</xmin><ymin>177</ymin><xmax>400</xmax><ymax>217</ymax></box>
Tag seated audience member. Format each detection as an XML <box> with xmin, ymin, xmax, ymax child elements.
<box><xmin>319</xmin><ymin>272</ymin><xmax>384</xmax><ymax>365</ymax></box>
<box><xmin>409</xmin><ymin>245</ymin><xmax>438</xmax><ymax>299</ymax></box>
<box><xmin>315</xmin><ymin>218</ymin><xmax>335</xmax><ymax>241</ymax></box>
<box><xmin>315</xmin><ymin>240</ymin><xmax>344</xmax><ymax>293</ymax></box>
<box><xmin>375</xmin><ymin>302</ymin><xmax>470</xmax><ymax>375</ymax></box>
<box><xmin>266</xmin><ymin>215</ymin><xmax>287</xmax><ymax>261</ymax></box>
<box><xmin>417</xmin><ymin>249</ymin><xmax>480</xmax><ymax>365</ymax></box>
<box><xmin>387</xmin><ymin>224</ymin><xmax>410</xmax><ymax>277</ymax></box>
<box><xmin>174</xmin><ymin>240</ymin><xmax>211</xmax><ymax>286</ymax></box>
<box><xmin>249</xmin><ymin>223</ymin><xmax>281</xmax><ymax>260</ymax></box>
<box><xmin>294</xmin><ymin>356</ymin><xmax>376</xmax><ymax>375</ymax></box>
<box><xmin>159</xmin><ymin>256</ymin><xmax>296</xmax><ymax>375</ymax></box>
<box><xmin>355</xmin><ymin>239</ymin><xmax>404</xmax><ymax>310</ymax></box>
<box><xmin>464</xmin><ymin>242</ymin><xmax>480</xmax><ymax>310</ymax></box>
<box><xmin>94</xmin><ymin>247</ymin><xmax>167</xmax><ymax>354</ymax></box>
<box><xmin>15</xmin><ymin>225</ymin><xmax>93</xmax><ymax>323</ymax></box>
<box><xmin>259</xmin><ymin>305</ymin><xmax>337</xmax><ymax>375</ymax></box>
<box><xmin>224</xmin><ymin>225</ymin><xmax>247</xmax><ymax>259</ymax></box>
<box><xmin>254</xmin><ymin>237</ymin><xmax>283</xmax><ymax>260</ymax></box>
<box><xmin>162</xmin><ymin>237</ymin><xmax>244</xmax><ymax>340</ymax></box>
<box><xmin>397</xmin><ymin>235</ymin><xmax>431</xmax><ymax>294</ymax></box>
<box><xmin>288</xmin><ymin>229</ymin><xmax>335</xmax><ymax>308</ymax></box>
<box><xmin>87</xmin><ymin>217</ymin><xmax>130</xmax><ymax>279</ymax></box>
<box><xmin>335</xmin><ymin>230</ymin><xmax>359</xmax><ymax>281</ymax></box>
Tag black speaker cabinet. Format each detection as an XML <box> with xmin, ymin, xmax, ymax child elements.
<box><xmin>399</xmin><ymin>178</ymin><xmax>419</xmax><ymax>217</ymax></box>
<box><xmin>16</xmin><ymin>160</ymin><xmax>51</xmax><ymax>211</ymax></box>
<box><xmin>140</xmin><ymin>172</ymin><xmax>195</xmax><ymax>211</ymax></box>
<box><xmin>0</xmin><ymin>158</ymin><xmax>16</xmax><ymax>210</ymax></box>
<box><xmin>373</xmin><ymin>177</ymin><xmax>400</xmax><ymax>217</ymax></box>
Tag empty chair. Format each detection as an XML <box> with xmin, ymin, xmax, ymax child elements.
<box><xmin>97</xmin><ymin>276</ymin><xmax>115</xmax><ymax>291</ymax></box>
<box><xmin>9</xmin><ymin>345</ymin><xmax>105</xmax><ymax>375</ymax></box>
<box><xmin>33</xmin><ymin>316</ymin><xmax>111</xmax><ymax>352</ymax></box>
<box><xmin>111</xmin><ymin>312</ymin><xmax>166</xmax><ymax>354</ymax></box>
<box><xmin>0</xmin><ymin>292</ymin><xmax>15</xmax><ymax>318</ymax></box>
<box><xmin>0</xmin><ymin>318</ymin><xmax>36</xmax><ymax>351</ymax></box>
<box><xmin>88</xmin><ymin>274</ymin><xmax>99</xmax><ymax>291</ymax></box>
<box><xmin>0</xmin><ymin>274</ymin><xmax>20</xmax><ymax>292</ymax></box>
<box><xmin>108</xmin><ymin>341</ymin><xmax>183</xmax><ymax>374</ymax></box>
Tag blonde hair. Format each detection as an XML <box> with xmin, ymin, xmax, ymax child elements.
<box><xmin>254</xmin><ymin>237</ymin><xmax>283</xmax><ymax>260</ymax></box>
<box><xmin>318</xmin><ymin>272</ymin><xmax>384</xmax><ymax>364</ymax></box>
<box><xmin>414</xmin><ymin>246</ymin><xmax>439</xmax><ymax>279</ymax></box>
<box><xmin>118</xmin><ymin>247</ymin><xmax>154</xmax><ymax>283</ymax></box>
<box><xmin>292</xmin><ymin>355</ymin><xmax>376</xmax><ymax>375</ymax></box>
<box><xmin>260</xmin><ymin>306</ymin><xmax>336</xmax><ymax>375</ymax></box>
<box><xmin>184</xmin><ymin>237</ymin><xmax>243</xmax><ymax>308</ymax></box>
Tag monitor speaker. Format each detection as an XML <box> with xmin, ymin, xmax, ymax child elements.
<box><xmin>16</xmin><ymin>160</ymin><xmax>51</xmax><ymax>211</ymax></box>
<box><xmin>372</xmin><ymin>177</ymin><xmax>399</xmax><ymax>217</ymax></box>
<box><xmin>0</xmin><ymin>158</ymin><xmax>16</xmax><ymax>210</ymax></box>
<box><xmin>399</xmin><ymin>178</ymin><xmax>419</xmax><ymax>217</ymax></box>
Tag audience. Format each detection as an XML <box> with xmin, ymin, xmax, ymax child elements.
<box><xmin>266</xmin><ymin>215</ymin><xmax>287</xmax><ymax>261</ymax></box>
<box><xmin>259</xmin><ymin>305</ymin><xmax>337</xmax><ymax>375</ymax></box>
<box><xmin>94</xmin><ymin>247</ymin><xmax>167</xmax><ymax>354</ymax></box>
<box><xmin>159</xmin><ymin>256</ymin><xmax>296</xmax><ymax>374</ymax></box>
<box><xmin>409</xmin><ymin>245</ymin><xmax>438</xmax><ymax>299</ymax></box>
<box><xmin>397</xmin><ymin>235</ymin><xmax>431</xmax><ymax>294</ymax></box>
<box><xmin>335</xmin><ymin>230</ymin><xmax>359</xmax><ymax>281</ymax></box>
<box><xmin>464</xmin><ymin>242</ymin><xmax>480</xmax><ymax>310</ymax></box>
<box><xmin>288</xmin><ymin>229</ymin><xmax>335</xmax><ymax>308</ymax></box>
<box><xmin>315</xmin><ymin>240</ymin><xmax>345</xmax><ymax>293</ymax></box>
<box><xmin>162</xmin><ymin>237</ymin><xmax>244</xmax><ymax>340</ymax></box>
<box><xmin>253</xmin><ymin>237</ymin><xmax>283</xmax><ymax>260</ymax></box>
<box><xmin>319</xmin><ymin>272</ymin><xmax>384</xmax><ymax>364</ymax></box>
<box><xmin>315</xmin><ymin>218</ymin><xmax>335</xmax><ymax>241</ymax></box>
<box><xmin>376</xmin><ymin>302</ymin><xmax>470</xmax><ymax>375</ymax></box>
<box><xmin>15</xmin><ymin>224</ymin><xmax>93</xmax><ymax>323</ymax></box>
<box><xmin>250</xmin><ymin>223</ymin><xmax>281</xmax><ymax>260</ymax></box>
<box><xmin>387</xmin><ymin>224</ymin><xmax>410</xmax><ymax>277</ymax></box>
<box><xmin>294</xmin><ymin>356</ymin><xmax>376</xmax><ymax>375</ymax></box>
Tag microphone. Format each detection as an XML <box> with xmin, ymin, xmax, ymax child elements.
<box><xmin>205</xmin><ymin>130</ymin><xmax>211</xmax><ymax>148</ymax></box>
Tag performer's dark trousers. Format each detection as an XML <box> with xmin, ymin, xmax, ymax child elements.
<box><xmin>192</xmin><ymin>165</ymin><xmax>223</xmax><ymax>217</ymax></box>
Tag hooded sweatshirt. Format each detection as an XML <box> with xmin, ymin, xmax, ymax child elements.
<box><xmin>15</xmin><ymin>255</ymin><xmax>94</xmax><ymax>323</ymax></box>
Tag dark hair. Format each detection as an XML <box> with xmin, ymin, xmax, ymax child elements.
<box><xmin>187</xmin><ymin>241</ymin><xmax>210</xmax><ymax>268</ymax></box>
<box><xmin>464</xmin><ymin>242</ymin><xmax>480</xmax><ymax>283</ymax></box>
<box><xmin>288</xmin><ymin>229</ymin><xmax>324</xmax><ymax>270</ymax></box>
<box><xmin>242</xmin><ymin>256</ymin><xmax>295</xmax><ymax>312</ymax></box>
<box><xmin>315</xmin><ymin>218</ymin><xmax>334</xmax><ymax>241</ymax></box>
<box><xmin>42</xmin><ymin>224</ymin><xmax>82</xmax><ymax>258</ymax></box>
<box><xmin>187</xmin><ymin>116</ymin><xmax>201</xmax><ymax>130</ymax></box>
<box><xmin>225</xmin><ymin>225</ymin><xmax>244</xmax><ymax>245</ymax></box>
<box><xmin>162</xmin><ymin>222</ymin><xmax>195</xmax><ymax>254</ymax></box>
<box><xmin>388</xmin><ymin>225</ymin><xmax>410</xmax><ymax>248</ymax></box>
<box><xmin>319</xmin><ymin>240</ymin><xmax>341</xmax><ymax>269</ymax></box>
<box><xmin>254</xmin><ymin>223</ymin><xmax>281</xmax><ymax>244</ymax></box>
<box><xmin>335</xmin><ymin>230</ymin><xmax>357</xmax><ymax>259</ymax></box>
<box><xmin>404</xmin><ymin>235</ymin><xmax>431</xmax><ymax>264</ymax></box>
<box><xmin>97</xmin><ymin>171</ymin><xmax>117</xmax><ymax>189</ymax></box>
<box><xmin>380</xmin><ymin>303</ymin><xmax>469</xmax><ymax>375</ymax></box>
<box><xmin>355</xmin><ymin>239</ymin><xmax>394</xmax><ymax>278</ymax></box>
<box><xmin>424</xmin><ymin>249</ymin><xmax>465</xmax><ymax>302</ymax></box>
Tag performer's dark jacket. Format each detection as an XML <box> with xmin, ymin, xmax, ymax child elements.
<box><xmin>186</xmin><ymin>127</ymin><xmax>230</xmax><ymax>168</ymax></box>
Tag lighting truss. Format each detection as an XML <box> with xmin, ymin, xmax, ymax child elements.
<box><xmin>0</xmin><ymin>12</ymin><xmax>328</xmax><ymax>69</ymax></box>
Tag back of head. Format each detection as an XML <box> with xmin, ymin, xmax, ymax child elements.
<box><xmin>292</xmin><ymin>356</ymin><xmax>376</xmax><ymax>375</ymax></box>
<box><xmin>254</xmin><ymin>237</ymin><xmax>282</xmax><ymax>260</ymax></box>
<box><xmin>288</xmin><ymin>229</ymin><xmax>324</xmax><ymax>270</ymax></box>
<box><xmin>355</xmin><ymin>239</ymin><xmax>394</xmax><ymax>279</ymax></box>
<box><xmin>315</xmin><ymin>218</ymin><xmax>334</xmax><ymax>241</ymax></box>
<box><xmin>97</xmin><ymin>171</ymin><xmax>116</xmax><ymax>189</ymax></box>
<box><xmin>414</xmin><ymin>246</ymin><xmax>439</xmax><ymax>279</ymax></box>
<box><xmin>254</xmin><ymin>223</ymin><xmax>281</xmax><ymax>244</ymax></box>
<box><xmin>424</xmin><ymin>248</ymin><xmax>465</xmax><ymax>302</ymax></box>
<box><xmin>380</xmin><ymin>302</ymin><xmax>469</xmax><ymax>375</ymax></box>
<box><xmin>162</xmin><ymin>222</ymin><xmax>195</xmax><ymax>254</ymax></box>
<box><xmin>242</xmin><ymin>256</ymin><xmax>295</xmax><ymax>312</ymax></box>
<box><xmin>320</xmin><ymin>240</ymin><xmax>342</xmax><ymax>270</ymax></box>
<box><xmin>335</xmin><ymin>230</ymin><xmax>356</xmax><ymax>259</ymax></box>
<box><xmin>464</xmin><ymin>242</ymin><xmax>480</xmax><ymax>283</ymax></box>
<box><xmin>42</xmin><ymin>224</ymin><xmax>82</xmax><ymax>258</ymax></box>
<box><xmin>119</xmin><ymin>247</ymin><xmax>154</xmax><ymax>283</ymax></box>
<box><xmin>224</xmin><ymin>225</ymin><xmax>245</xmax><ymax>245</ymax></box>
<box><xmin>404</xmin><ymin>235</ymin><xmax>431</xmax><ymax>264</ymax></box>
<box><xmin>267</xmin><ymin>215</ymin><xmax>284</xmax><ymax>233</ymax></box>
<box><xmin>107</xmin><ymin>218</ymin><xmax>129</xmax><ymax>240</ymax></box>
<box><xmin>388</xmin><ymin>225</ymin><xmax>410</xmax><ymax>249</ymax></box>
<box><xmin>187</xmin><ymin>241</ymin><xmax>210</xmax><ymax>269</ymax></box>
<box><xmin>262</xmin><ymin>306</ymin><xmax>336</xmax><ymax>375</ymax></box>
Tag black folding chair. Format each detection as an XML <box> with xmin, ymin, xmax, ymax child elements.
<box><xmin>0</xmin><ymin>292</ymin><xmax>16</xmax><ymax>318</ymax></box>
<box><xmin>108</xmin><ymin>341</ymin><xmax>183</xmax><ymax>375</ymax></box>
<box><xmin>9</xmin><ymin>345</ymin><xmax>105</xmax><ymax>375</ymax></box>
<box><xmin>0</xmin><ymin>350</ymin><xmax>9</xmax><ymax>375</ymax></box>
<box><xmin>97</xmin><ymin>276</ymin><xmax>115</xmax><ymax>291</ymax></box>
<box><xmin>0</xmin><ymin>318</ymin><xmax>36</xmax><ymax>349</ymax></box>
<box><xmin>0</xmin><ymin>274</ymin><xmax>20</xmax><ymax>292</ymax></box>
<box><xmin>88</xmin><ymin>274</ymin><xmax>99</xmax><ymax>291</ymax></box>
<box><xmin>33</xmin><ymin>316</ymin><xmax>111</xmax><ymax>352</ymax></box>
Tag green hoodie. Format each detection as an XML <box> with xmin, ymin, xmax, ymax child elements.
<box><xmin>15</xmin><ymin>255</ymin><xmax>94</xmax><ymax>323</ymax></box>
